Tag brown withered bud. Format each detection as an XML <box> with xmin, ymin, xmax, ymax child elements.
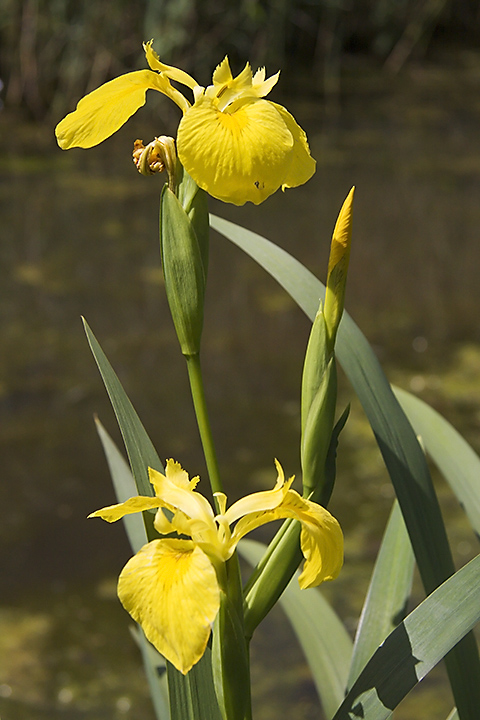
<box><xmin>132</xmin><ymin>136</ymin><xmax>177</xmax><ymax>190</ymax></box>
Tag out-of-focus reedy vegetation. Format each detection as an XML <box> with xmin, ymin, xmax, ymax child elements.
<box><xmin>0</xmin><ymin>0</ymin><xmax>478</xmax><ymax>121</ymax></box>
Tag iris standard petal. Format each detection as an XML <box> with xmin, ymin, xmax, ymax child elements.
<box><xmin>88</xmin><ymin>495</ymin><xmax>162</xmax><ymax>522</ymax></box>
<box><xmin>152</xmin><ymin>469</ymin><xmax>217</xmax><ymax>526</ymax></box>
<box><xmin>177</xmin><ymin>96</ymin><xmax>294</xmax><ymax>205</ymax></box>
<box><xmin>55</xmin><ymin>70</ymin><xmax>186</xmax><ymax>150</ymax></box>
<box><xmin>212</xmin><ymin>56</ymin><xmax>234</xmax><ymax>86</ymax></box>
<box><xmin>270</xmin><ymin>103</ymin><xmax>316</xmax><ymax>190</ymax></box>
<box><xmin>149</xmin><ymin>462</ymin><xmax>199</xmax><ymax>495</ymax></box>
<box><xmin>118</xmin><ymin>538</ymin><xmax>220</xmax><ymax>674</ymax></box>
<box><xmin>251</xmin><ymin>68</ymin><xmax>280</xmax><ymax>98</ymax></box>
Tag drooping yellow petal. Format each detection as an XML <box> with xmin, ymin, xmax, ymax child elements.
<box><xmin>231</xmin><ymin>488</ymin><xmax>343</xmax><ymax>584</ymax></box>
<box><xmin>177</xmin><ymin>96</ymin><xmax>294</xmax><ymax>205</ymax></box>
<box><xmin>118</xmin><ymin>539</ymin><xmax>220</xmax><ymax>674</ymax></box>
<box><xmin>297</xmin><ymin>500</ymin><xmax>344</xmax><ymax>587</ymax></box>
<box><xmin>88</xmin><ymin>495</ymin><xmax>162</xmax><ymax>522</ymax></box>
<box><xmin>55</xmin><ymin>70</ymin><xmax>187</xmax><ymax>150</ymax></box>
<box><xmin>271</xmin><ymin>103</ymin><xmax>316</xmax><ymax>190</ymax></box>
<box><xmin>143</xmin><ymin>39</ymin><xmax>198</xmax><ymax>92</ymax></box>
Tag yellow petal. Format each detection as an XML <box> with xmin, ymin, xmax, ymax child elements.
<box><xmin>55</xmin><ymin>70</ymin><xmax>185</xmax><ymax>150</ymax></box>
<box><xmin>224</xmin><ymin>461</ymin><xmax>294</xmax><ymax>525</ymax></box>
<box><xmin>231</xmin><ymin>489</ymin><xmax>343</xmax><ymax>584</ymax></box>
<box><xmin>118</xmin><ymin>539</ymin><xmax>220</xmax><ymax>674</ymax></box>
<box><xmin>144</xmin><ymin>39</ymin><xmax>197</xmax><ymax>92</ymax></box>
<box><xmin>251</xmin><ymin>68</ymin><xmax>280</xmax><ymax>97</ymax></box>
<box><xmin>271</xmin><ymin>103</ymin><xmax>316</xmax><ymax>190</ymax></box>
<box><xmin>177</xmin><ymin>96</ymin><xmax>294</xmax><ymax>205</ymax></box>
<box><xmin>297</xmin><ymin>499</ymin><xmax>344</xmax><ymax>587</ymax></box>
<box><xmin>150</xmin><ymin>460</ymin><xmax>200</xmax><ymax>494</ymax></box>
<box><xmin>153</xmin><ymin>507</ymin><xmax>175</xmax><ymax>534</ymax></box>
<box><xmin>327</xmin><ymin>187</ymin><xmax>354</xmax><ymax>274</ymax></box>
<box><xmin>323</xmin><ymin>187</ymin><xmax>355</xmax><ymax>343</ymax></box>
<box><xmin>88</xmin><ymin>495</ymin><xmax>162</xmax><ymax>522</ymax></box>
<box><xmin>212</xmin><ymin>56</ymin><xmax>233</xmax><ymax>86</ymax></box>
<box><xmin>151</xmin><ymin>463</ymin><xmax>216</xmax><ymax>527</ymax></box>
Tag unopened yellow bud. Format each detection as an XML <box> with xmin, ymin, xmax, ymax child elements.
<box><xmin>323</xmin><ymin>187</ymin><xmax>355</xmax><ymax>349</ymax></box>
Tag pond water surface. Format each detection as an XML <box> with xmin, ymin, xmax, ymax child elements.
<box><xmin>1</xmin><ymin>55</ymin><xmax>480</xmax><ymax>719</ymax></box>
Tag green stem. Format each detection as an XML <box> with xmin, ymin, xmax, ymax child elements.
<box><xmin>185</xmin><ymin>353</ymin><xmax>223</xmax><ymax>497</ymax></box>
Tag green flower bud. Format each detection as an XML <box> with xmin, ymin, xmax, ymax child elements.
<box><xmin>301</xmin><ymin>306</ymin><xmax>338</xmax><ymax>497</ymax></box>
<box><xmin>159</xmin><ymin>181</ymin><xmax>208</xmax><ymax>356</ymax></box>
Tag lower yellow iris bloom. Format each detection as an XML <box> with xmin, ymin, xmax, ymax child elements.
<box><xmin>55</xmin><ymin>41</ymin><xmax>316</xmax><ymax>205</ymax></box>
<box><xmin>89</xmin><ymin>459</ymin><xmax>343</xmax><ymax>674</ymax></box>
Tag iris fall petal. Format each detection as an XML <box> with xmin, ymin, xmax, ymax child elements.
<box><xmin>118</xmin><ymin>538</ymin><xmax>220</xmax><ymax>674</ymax></box>
<box><xmin>177</xmin><ymin>95</ymin><xmax>295</xmax><ymax>205</ymax></box>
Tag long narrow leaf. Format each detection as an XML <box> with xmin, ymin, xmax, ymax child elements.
<box><xmin>135</xmin><ymin>627</ymin><xmax>171</xmax><ymax>720</ymax></box>
<box><xmin>95</xmin><ymin>418</ymin><xmax>147</xmax><ymax>553</ymax></box>
<box><xmin>83</xmin><ymin>317</ymin><xmax>163</xmax><ymax>497</ymax></box>
<box><xmin>238</xmin><ymin>539</ymin><xmax>352</xmax><ymax>719</ymax></box>
<box><xmin>84</xmin><ymin>320</ymin><xmax>220</xmax><ymax>720</ymax></box>
<box><xmin>167</xmin><ymin>649</ymin><xmax>223</xmax><ymax>720</ymax></box>
<box><xmin>95</xmin><ymin>420</ymin><xmax>169</xmax><ymax>718</ymax></box>
<box><xmin>394</xmin><ymin>386</ymin><xmax>480</xmax><ymax>536</ymax></box>
<box><xmin>348</xmin><ymin>501</ymin><xmax>414</xmax><ymax>690</ymax></box>
<box><xmin>332</xmin><ymin>553</ymin><xmax>480</xmax><ymax>720</ymax></box>
<box><xmin>210</xmin><ymin>214</ymin><xmax>480</xmax><ymax>716</ymax></box>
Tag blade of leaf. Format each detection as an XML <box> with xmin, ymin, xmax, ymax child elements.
<box><xmin>84</xmin><ymin>319</ymin><xmax>220</xmax><ymax>720</ymax></box>
<box><xmin>83</xmin><ymin>317</ymin><xmax>163</xmax><ymax>498</ymax></box>
<box><xmin>94</xmin><ymin>420</ymin><xmax>169</xmax><ymax>718</ymax></box>
<box><xmin>394</xmin><ymin>386</ymin><xmax>480</xmax><ymax>536</ymax></box>
<box><xmin>167</xmin><ymin>649</ymin><xmax>223</xmax><ymax>720</ymax></box>
<box><xmin>132</xmin><ymin>626</ymin><xmax>171</xmax><ymax>720</ymax></box>
<box><xmin>332</xmin><ymin>553</ymin><xmax>480</xmax><ymax>720</ymax></box>
<box><xmin>95</xmin><ymin>417</ymin><xmax>147</xmax><ymax>554</ymax></box>
<box><xmin>210</xmin><ymin>214</ymin><xmax>480</xmax><ymax>716</ymax></box>
<box><xmin>348</xmin><ymin>501</ymin><xmax>414</xmax><ymax>690</ymax></box>
<box><xmin>238</xmin><ymin>538</ymin><xmax>352</xmax><ymax>719</ymax></box>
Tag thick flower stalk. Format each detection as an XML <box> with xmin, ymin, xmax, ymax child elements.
<box><xmin>89</xmin><ymin>458</ymin><xmax>343</xmax><ymax>674</ymax></box>
<box><xmin>55</xmin><ymin>41</ymin><xmax>316</xmax><ymax>205</ymax></box>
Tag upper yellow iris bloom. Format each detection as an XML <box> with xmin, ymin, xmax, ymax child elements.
<box><xmin>89</xmin><ymin>458</ymin><xmax>343</xmax><ymax>674</ymax></box>
<box><xmin>55</xmin><ymin>41</ymin><xmax>316</xmax><ymax>205</ymax></box>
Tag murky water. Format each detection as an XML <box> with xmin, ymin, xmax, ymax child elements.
<box><xmin>1</xmin><ymin>57</ymin><xmax>480</xmax><ymax>718</ymax></box>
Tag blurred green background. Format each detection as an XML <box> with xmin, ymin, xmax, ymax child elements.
<box><xmin>1</xmin><ymin>1</ymin><xmax>480</xmax><ymax>718</ymax></box>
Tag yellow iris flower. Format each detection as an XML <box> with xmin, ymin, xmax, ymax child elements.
<box><xmin>89</xmin><ymin>458</ymin><xmax>343</xmax><ymax>674</ymax></box>
<box><xmin>55</xmin><ymin>41</ymin><xmax>316</xmax><ymax>205</ymax></box>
